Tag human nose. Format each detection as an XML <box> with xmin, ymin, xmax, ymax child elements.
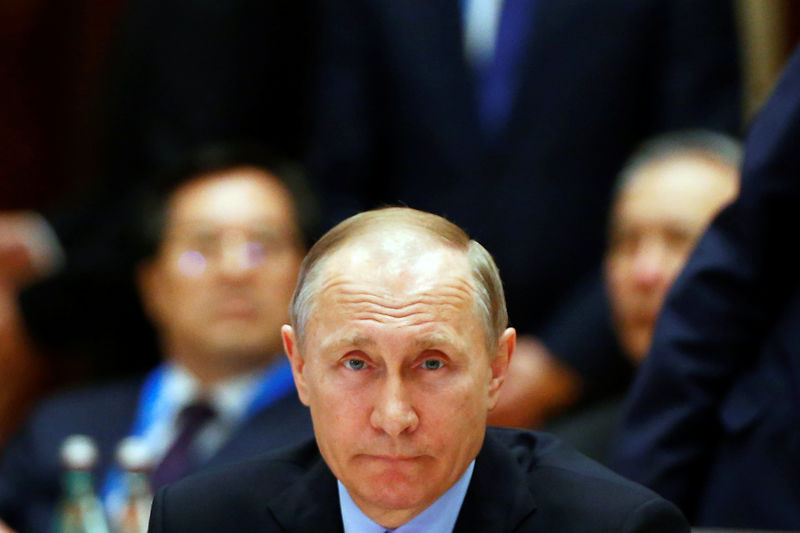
<box><xmin>217</xmin><ymin>234</ymin><xmax>260</xmax><ymax>277</ymax></box>
<box><xmin>630</xmin><ymin>238</ymin><xmax>669</xmax><ymax>289</ymax></box>
<box><xmin>369</xmin><ymin>374</ymin><xmax>419</xmax><ymax>437</ymax></box>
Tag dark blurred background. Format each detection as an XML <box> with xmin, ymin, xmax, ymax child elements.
<box><xmin>1</xmin><ymin>0</ymin><xmax>797</xmax><ymax>213</ymax></box>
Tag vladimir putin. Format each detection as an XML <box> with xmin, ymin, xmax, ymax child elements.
<box><xmin>148</xmin><ymin>207</ymin><xmax>688</xmax><ymax>532</ymax></box>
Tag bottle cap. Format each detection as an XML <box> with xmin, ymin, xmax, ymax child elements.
<box><xmin>116</xmin><ymin>436</ymin><xmax>152</xmax><ymax>471</ymax></box>
<box><xmin>60</xmin><ymin>435</ymin><xmax>99</xmax><ymax>470</ymax></box>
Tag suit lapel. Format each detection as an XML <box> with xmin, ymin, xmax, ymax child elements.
<box><xmin>266</xmin><ymin>454</ymin><xmax>344</xmax><ymax>533</ymax></box>
<box><xmin>259</xmin><ymin>431</ymin><xmax>536</xmax><ymax>532</ymax></box>
<box><xmin>453</xmin><ymin>432</ymin><xmax>537</xmax><ymax>532</ymax></box>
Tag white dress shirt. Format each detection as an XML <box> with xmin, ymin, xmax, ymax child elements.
<box><xmin>462</xmin><ymin>0</ymin><xmax>505</xmax><ymax>68</ymax></box>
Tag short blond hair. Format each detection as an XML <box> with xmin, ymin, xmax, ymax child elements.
<box><xmin>289</xmin><ymin>207</ymin><xmax>508</xmax><ymax>350</ymax></box>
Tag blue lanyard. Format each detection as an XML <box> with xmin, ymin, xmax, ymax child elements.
<box><xmin>100</xmin><ymin>357</ymin><xmax>295</xmax><ymax>508</ymax></box>
<box><xmin>244</xmin><ymin>357</ymin><xmax>295</xmax><ymax>418</ymax></box>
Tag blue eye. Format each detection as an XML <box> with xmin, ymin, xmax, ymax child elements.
<box><xmin>421</xmin><ymin>359</ymin><xmax>444</xmax><ymax>370</ymax></box>
<box><xmin>344</xmin><ymin>359</ymin><xmax>367</xmax><ymax>371</ymax></box>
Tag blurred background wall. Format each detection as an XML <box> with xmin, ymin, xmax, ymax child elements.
<box><xmin>0</xmin><ymin>0</ymin><xmax>126</xmax><ymax>210</ymax></box>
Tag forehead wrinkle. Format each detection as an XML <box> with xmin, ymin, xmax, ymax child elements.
<box><xmin>327</xmin><ymin>282</ymin><xmax>475</xmax><ymax>321</ymax></box>
<box><xmin>319</xmin><ymin>267</ymin><xmax>476</xmax><ymax>302</ymax></box>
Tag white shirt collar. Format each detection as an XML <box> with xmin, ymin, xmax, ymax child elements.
<box><xmin>163</xmin><ymin>363</ymin><xmax>265</xmax><ymax>424</ymax></box>
<box><xmin>140</xmin><ymin>363</ymin><xmax>267</xmax><ymax>462</ymax></box>
<box><xmin>338</xmin><ymin>460</ymin><xmax>475</xmax><ymax>533</ymax></box>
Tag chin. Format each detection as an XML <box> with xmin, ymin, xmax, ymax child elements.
<box><xmin>364</xmin><ymin>461</ymin><xmax>442</xmax><ymax>506</ymax></box>
<box><xmin>622</xmin><ymin>332</ymin><xmax>651</xmax><ymax>364</ymax></box>
<box><xmin>360</xmin><ymin>479</ymin><xmax>433</xmax><ymax>513</ymax></box>
<box><xmin>207</xmin><ymin>338</ymin><xmax>272</xmax><ymax>362</ymax></box>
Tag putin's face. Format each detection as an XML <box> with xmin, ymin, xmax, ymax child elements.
<box><xmin>139</xmin><ymin>168</ymin><xmax>304</xmax><ymax>381</ymax></box>
<box><xmin>605</xmin><ymin>155</ymin><xmax>738</xmax><ymax>363</ymax></box>
<box><xmin>283</xmin><ymin>231</ymin><xmax>513</xmax><ymax>528</ymax></box>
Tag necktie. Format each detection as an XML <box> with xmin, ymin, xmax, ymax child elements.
<box><xmin>474</xmin><ymin>0</ymin><xmax>535</xmax><ymax>138</ymax></box>
<box><xmin>150</xmin><ymin>400</ymin><xmax>216</xmax><ymax>489</ymax></box>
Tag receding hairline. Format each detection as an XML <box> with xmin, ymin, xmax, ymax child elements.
<box><xmin>315</xmin><ymin>208</ymin><xmax>471</xmax><ymax>255</ymax></box>
<box><xmin>615</xmin><ymin>130</ymin><xmax>742</xmax><ymax>195</ymax></box>
<box><xmin>289</xmin><ymin>207</ymin><xmax>508</xmax><ymax>351</ymax></box>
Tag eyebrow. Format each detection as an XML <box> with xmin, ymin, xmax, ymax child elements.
<box><xmin>323</xmin><ymin>332</ymin><xmax>453</xmax><ymax>352</ymax></box>
<box><xmin>413</xmin><ymin>333</ymin><xmax>451</xmax><ymax>350</ymax></box>
<box><xmin>322</xmin><ymin>334</ymin><xmax>374</xmax><ymax>352</ymax></box>
<box><xmin>170</xmin><ymin>220</ymin><xmax>285</xmax><ymax>234</ymax></box>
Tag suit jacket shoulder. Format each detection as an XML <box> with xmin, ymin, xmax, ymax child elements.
<box><xmin>150</xmin><ymin>428</ymin><xmax>687</xmax><ymax>533</ymax></box>
<box><xmin>150</xmin><ymin>439</ymin><xmax>341</xmax><ymax>533</ymax></box>
<box><xmin>1</xmin><ymin>376</ymin><xmax>313</xmax><ymax>533</ymax></box>
<box><xmin>457</xmin><ymin>428</ymin><xmax>688</xmax><ymax>532</ymax></box>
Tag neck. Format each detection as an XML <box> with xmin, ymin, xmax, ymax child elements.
<box><xmin>164</xmin><ymin>347</ymin><xmax>275</xmax><ymax>387</ymax></box>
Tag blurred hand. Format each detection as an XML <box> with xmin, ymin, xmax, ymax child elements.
<box><xmin>0</xmin><ymin>518</ymin><xmax>17</xmax><ymax>533</ymax></box>
<box><xmin>488</xmin><ymin>335</ymin><xmax>581</xmax><ymax>429</ymax></box>
<box><xmin>0</xmin><ymin>212</ymin><xmax>44</xmax><ymax>286</ymax></box>
<box><xmin>0</xmin><ymin>211</ymin><xmax>64</xmax><ymax>290</ymax></box>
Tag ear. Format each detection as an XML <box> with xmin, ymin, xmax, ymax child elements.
<box><xmin>282</xmin><ymin>325</ymin><xmax>310</xmax><ymax>406</ymax></box>
<box><xmin>487</xmin><ymin>327</ymin><xmax>516</xmax><ymax>411</ymax></box>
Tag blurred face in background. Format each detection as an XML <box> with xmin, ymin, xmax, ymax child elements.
<box><xmin>605</xmin><ymin>154</ymin><xmax>738</xmax><ymax>363</ymax></box>
<box><xmin>138</xmin><ymin>167</ymin><xmax>304</xmax><ymax>382</ymax></box>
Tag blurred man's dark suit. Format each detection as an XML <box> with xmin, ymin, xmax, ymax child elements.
<box><xmin>613</xmin><ymin>45</ymin><xmax>800</xmax><ymax>529</ymax></box>
<box><xmin>0</xmin><ymin>379</ymin><xmax>313</xmax><ymax>533</ymax></box>
<box><xmin>309</xmin><ymin>0</ymin><xmax>741</xmax><ymax>395</ymax></box>
<box><xmin>149</xmin><ymin>428</ymin><xmax>688</xmax><ymax>532</ymax></box>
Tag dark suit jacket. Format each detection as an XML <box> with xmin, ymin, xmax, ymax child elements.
<box><xmin>308</xmin><ymin>0</ymin><xmax>741</xmax><ymax>395</ymax></box>
<box><xmin>0</xmin><ymin>377</ymin><xmax>313</xmax><ymax>533</ymax></box>
<box><xmin>612</xmin><ymin>45</ymin><xmax>800</xmax><ymax>529</ymax></box>
<box><xmin>544</xmin><ymin>395</ymin><xmax>625</xmax><ymax>466</ymax></box>
<box><xmin>149</xmin><ymin>427</ymin><xmax>688</xmax><ymax>532</ymax></box>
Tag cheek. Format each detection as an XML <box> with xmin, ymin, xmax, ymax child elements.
<box><xmin>153</xmin><ymin>274</ymin><xmax>204</xmax><ymax>322</ymax></box>
<box><xmin>605</xmin><ymin>258</ymin><xmax>630</xmax><ymax>300</ymax></box>
<box><xmin>662</xmin><ymin>251</ymin><xmax>689</xmax><ymax>288</ymax></box>
<box><xmin>255</xmin><ymin>266</ymin><xmax>299</xmax><ymax>307</ymax></box>
<box><xmin>306</xmin><ymin>367</ymin><xmax>369</xmax><ymax>425</ymax></box>
<box><xmin>307</xmin><ymin>384</ymin><xmax>369</xmax><ymax>462</ymax></box>
<box><xmin>419</xmin><ymin>381</ymin><xmax>486</xmax><ymax>433</ymax></box>
<box><xmin>607</xmin><ymin>273</ymin><xmax>644</xmax><ymax>323</ymax></box>
<box><xmin>270</xmin><ymin>255</ymin><xmax>302</xmax><ymax>286</ymax></box>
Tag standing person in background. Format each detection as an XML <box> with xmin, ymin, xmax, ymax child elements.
<box><xmin>0</xmin><ymin>146</ymin><xmax>316</xmax><ymax>533</ymax></box>
<box><xmin>541</xmin><ymin>131</ymin><xmax>740</xmax><ymax>464</ymax></box>
<box><xmin>613</xmin><ymin>45</ymin><xmax>800</xmax><ymax>529</ymax></box>
<box><xmin>309</xmin><ymin>0</ymin><xmax>743</xmax><ymax>427</ymax></box>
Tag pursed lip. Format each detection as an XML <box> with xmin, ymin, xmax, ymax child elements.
<box><xmin>215</xmin><ymin>297</ymin><xmax>259</xmax><ymax>317</ymax></box>
<box><xmin>363</xmin><ymin>454</ymin><xmax>422</xmax><ymax>462</ymax></box>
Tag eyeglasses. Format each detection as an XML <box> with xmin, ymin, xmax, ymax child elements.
<box><xmin>162</xmin><ymin>226</ymin><xmax>298</xmax><ymax>277</ymax></box>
